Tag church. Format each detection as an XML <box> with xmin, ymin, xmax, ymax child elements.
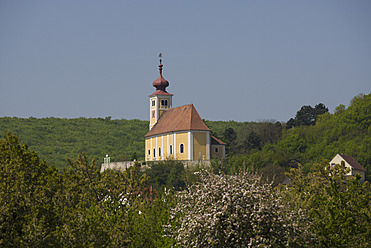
<box><xmin>144</xmin><ymin>60</ymin><xmax>225</xmax><ymax>162</ymax></box>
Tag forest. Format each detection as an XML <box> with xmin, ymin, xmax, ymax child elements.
<box><xmin>0</xmin><ymin>93</ymin><xmax>370</xmax><ymax>181</ymax></box>
<box><xmin>0</xmin><ymin>133</ymin><xmax>369</xmax><ymax>247</ymax></box>
<box><xmin>0</xmin><ymin>117</ymin><xmax>148</xmax><ymax>169</ymax></box>
<box><xmin>0</xmin><ymin>93</ymin><xmax>370</xmax><ymax>247</ymax></box>
<box><xmin>215</xmin><ymin>93</ymin><xmax>371</xmax><ymax>182</ymax></box>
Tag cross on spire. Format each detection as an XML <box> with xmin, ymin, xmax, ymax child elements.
<box><xmin>159</xmin><ymin>53</ymin><xmax>162</xmax><ymax>64</ymax></box>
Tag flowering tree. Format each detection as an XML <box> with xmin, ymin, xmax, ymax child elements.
<box><xmin>170</xmin><ymin>170</ymin><xmax>307</xmax><ymax>247</ymax></box>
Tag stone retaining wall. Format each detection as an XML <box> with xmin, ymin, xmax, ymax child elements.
<box><xmin>100</xmin><ymin>160</ymin><xmax>211</xmax><ymax>173</ymax></box>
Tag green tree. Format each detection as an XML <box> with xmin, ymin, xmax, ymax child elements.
<box><xmin>246</xmin><ymin>131</ymin><xmax>262</xmax><ymax>150</ymax></box>
<box><xmin>350</xmin><ymin>93</ymin><xmax>365</xmax><ymax>106</ymax></box>
<box><xmin>54</xmin><ymin>155</ymin><xmax>152</xmax><ymax>247</ymax></box>
<box><xmin>223</xmin><ymin>127</ymin><xmax>237</xmax><ymax>144</ymax></box>
<box><xmin>223</xmin><ymin>127</ymin><xmax>237</xmax><ymax>155</ymax></box>
<box><xmin>0</xmin><ymin>134</ymin><xmax>175</xmax><ymax>247</ymax></box>
<box><xmin>145</xmin><ymin>160</ymin><xmax>186</xmax><ymax>191</ymax></box>
<box><xmin>295</xmin><ymin>105</ymin><xmax>316</xmax><ymax>126</ymax></box>
<box><xmin>314</xmin><ymin>103</ymin><xmax>328</xmax><ymax>118</ymax></box>
<box><xmin>287</xmin><ymin>103</ymin><xmax>328</xmax><ymax>128</ymax></box>
<box><xmin>286</xmin><ymin>118</ymin><xmax>296</xmax><ymax>129</ymax></box>
<box><xmin>334</xmin><ymin>104</ymin><xmax>346</xmax><ymax>115</ymax></box>
<box><xmin>283</xmin><ymin>161</ymin><xmax>371</xmax><ymax>247</ymax></box>
<box><xmin>0</xmin><ymin>132</ymin><xmax>59</xmax><ymax>247</ymax></box>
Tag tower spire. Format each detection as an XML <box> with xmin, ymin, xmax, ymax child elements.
<box><xmin>153</xmin><ymin>53</ymin><xmax>169</xmax><ymax>91</ymax></box>
<box><xmin>149</xmin><ymin>53</ymin><xmax>173</xmax><ymax>130</ymax></box>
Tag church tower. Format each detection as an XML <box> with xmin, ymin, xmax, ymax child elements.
<box><xmin>148</xmin><ymin>56</ymin><xmax>173</xmax><ymax>130</ymax></box>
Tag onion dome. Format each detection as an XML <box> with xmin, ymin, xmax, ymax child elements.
<box><xmin>152</xmin><ymin>63</ymin><xmax>169</xmax><ymax>92</ymax></box>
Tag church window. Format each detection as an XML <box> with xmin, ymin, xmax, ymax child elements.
<box><xmin>152</xmin><ymin>100</ymin><xmax>155</xmax><ymax>106</ymax></box>
<box><xmin>215</xmin><ymin>147</ymin><xmax>219</xmax><ymax>153</ymax></box>
<box><xmin>153</xmin><ymin>149</ymin><xmax>156</xmax><ymax>157</ymax></box>
<box><xmin>161</xmin><ymin>99</ymin><xmax>168</xmax><ymax>107</ymax></box>
<box><xmin>152</xmin><ymin>111</ymin><xmax>155</xmax><ymax>118</ymax></box>
<box><xmin>180</xmin><ymin>144</ymin><xmax>184</xmax><ymax>153</ymax></box>
<box><xmin>170</xmin><ymin>145</ymin><xmax>173</xmax><ymax>154</ymax></box>
<box><xmin>159</xmin><ymin>147</ymin><xmax>161</xmax><ymax>157</ymax></box>
<box><xmin>148</xmin><ymin>150</ymin><xmax>150</xmax><ymax>155</ymax></box>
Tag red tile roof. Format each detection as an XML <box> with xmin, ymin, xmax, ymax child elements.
<box><xmin>211</xmin><ymin>136</ymin><xmax>226</xmax><ymax>145</ymax></box>
<box><xmin>339</xmin><ymin>154</ymin><xmax>366</xmax><ymax>172</ymax></box>
<box><xmin>148</xmin><ymin>90</ymin><xmax>174</xmax><ymax>97</ymax></box>
<box><xmin>145</xmin><ymin>104</ymin><xmax>210</xmax><ymax>137</ymax></box>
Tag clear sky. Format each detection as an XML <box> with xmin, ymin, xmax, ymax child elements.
<box><xmin>1</xmin><ymin>0</ymin><xmax>370</xmax><ymax>122</ymax></box>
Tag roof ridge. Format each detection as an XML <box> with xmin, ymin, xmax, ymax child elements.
<box><xmin>189</xmin><ymin>104</ymin><xmax>194</xmax><ymax>129</ymax></box>
<box><xmin>211</xmin><ymin>135</ymin><xmax>226</xmax><ymax>145</ymax></box>
<box><xmin>339</xmin><ymin>154</ymin><xmax>366</xmax><ymax>171</ymax></box>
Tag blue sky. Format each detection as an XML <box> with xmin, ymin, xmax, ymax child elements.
<box><xmin>1</xmin><ymin>0</ymin><xmax>370</xmax><ymax>122</ymax></box>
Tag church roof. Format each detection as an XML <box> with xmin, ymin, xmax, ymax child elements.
<box><xmin>211</xmin><ymin>136</ymin><xmax>226</xmax><ymax>145</ymax></box>
<box><xmin>145</xmin><ymin>104</ymin><xmax>210</xmax><ymax>137</ymax></box>
<box><xmin>149</xmin><ymin>90</ymin><xmax>173</xmax><ymax>97</ymax></box>
<box><xmin>339</xmin><ymin>154</ymin><xmax>366</xmax><ymax>171</ymax></box>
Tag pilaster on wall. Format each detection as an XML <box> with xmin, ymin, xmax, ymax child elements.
<box><xmin>206</xmin><ymin>132</ymin><xmax>210</xmax><ymax>160</ymax></box>
<box><xmin>173</xmin><ymin>132</ymin><xmax>177</xmax><ymax>159</ymax></box>
<box><xmin>188</xmin><ymin>131</ymin><xmax>193</xmax><ymax>160</ymax></box>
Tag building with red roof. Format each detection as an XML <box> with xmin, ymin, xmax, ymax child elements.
<box><xmin>145</xmin><ymin>60</ymin><xmax>225</xmax><ymax>162</ymax></box>
<box><xmin>330</xmin><ymin>153</ymin><xmax>367</xmax><ymax>182</ymax></box>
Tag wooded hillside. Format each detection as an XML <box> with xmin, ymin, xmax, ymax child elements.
<box><xmin>220</xmin><ymin>93</ymin><xmax>371</xmax><ymax>181</ymax></box>
<box><xmin>0</xmin><ymin>116</ymin><xmax>281</xmax><ymax>169</ymax></box>
<box><xmin>0</xmin><ymin>93</ymin><xmax>370</xmax><ymax>180</ymax></box>
<box><xmin>0</xmin><ymin>117</ymin><xmax>148</xmax><ymax>169</ymax></box>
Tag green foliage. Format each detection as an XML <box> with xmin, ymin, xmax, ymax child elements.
<box><xmin>0</xmin><ymin>117</ymin><xmax>283</xmax><ymax>172</ymax></box>
<box><xmin>334</xmin><ymin>104</ymin><xmax>346</xmax><ymax>115</ymax></box>
<box><xmin>144</xmin><ymin>160</ymin><xmax>186</xmax><ymax>191</ymax></box>
<box><xmin>287</xmin><ymin>103</ymin><xmax>329</xmax><ymax>128</ymax></box>
<box><xmin>0</xmin><ymin>117</ymin><xmax>148</xmax><ymax>169</ymax></box>
<box><xmin>283</xmin><ymin>161</ymin><xmax>371</xmax><ymax>247</ymax></box>
<box><xmin>1</xmin><ymin>132</ymin><xmax>369</xmax><ymax>247</ymax></box>
<box><xmin>220</xmin><ymin>93</ymin><xmax>371</xmax><ymax>182</ymax></box>
<box><xmin>0</xmin><ymin>132</ymin><xmax>60</xmax><ymax>247</ymax></box>
<box><xmin>54</xmin><ymin>156</ymin><xmax>172</xmax><ymax>247</ymax></box>
<box><xmin>0</xmin><ymin>133</ymin><xmax>174</xmax><ymax>247</ymax></box>
<box><xmin>204</xmin><ymin>120</ymin><xmax>283</xmax><ymax>157</ymax></box>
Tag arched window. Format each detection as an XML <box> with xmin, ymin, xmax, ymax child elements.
<box><xmin>180</xmin><ymin>144</ymin><xmax>184</xmax><ymax>153</ymax></box>
<box><xmin>153</xmin><ymin>149</ymin><xmax>156</xmax><ymax>157</ymax></box>
<box><xmin>159</xmin><ymin>147</ymin><xmax>161</xmax><ymax>157</ymax></box>
<box><xmin>170</xmin><ymin>145</ymin><xmax>173</xmax><ymax>154</ymax></box>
